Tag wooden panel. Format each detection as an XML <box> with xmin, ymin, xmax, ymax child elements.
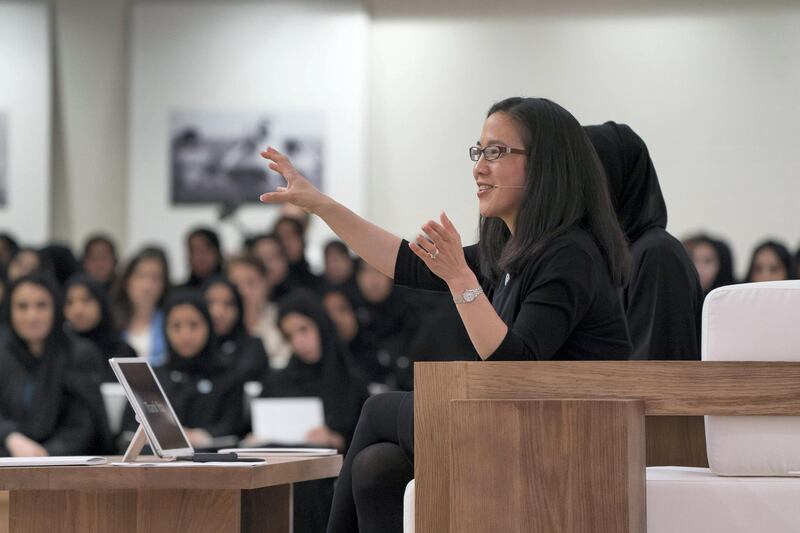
<box><xmin>10</xmin><ymin>490</ymin><xmax>137</xmax><ymax>533</ymax></box>
<box><xmin>449</xmin><ymin>400</ymin><xmax>645</xmax><ymax>533</ymax></box>
<box><xmin>646</xmin><ymin>416</ymin><xmax>708</xmax><ymax>467</ymax></box>
<box><xmin>0</xmin><ymin>455</ymin><xmax>341</xmax><ymax>491</ymax></box>
<box><xmin>414</xmin><ymin>361</ymin><xmax>800</xmax><ymax>532</ymax></box>
<box><xmin>241</xmin><ymin>484</ymin><xmax>292</xmax><ymax>533</ymax></box>
<box><xmin>137</xmin><ymin>489</ymin><xmax>240</xmax><ymax>533</ymax></box>
<box><xmin>462</xmin><ymin>361</ymin><xmax>800</xmax><ymax>415</ymax></box>
<box><xmin>415</xmin><ymin>360</ymin><xmax>467</xmax><ymax>533</ymax></box>
<box><xmin>0</xmin><ymin>491</ymin><xmax>8</xmax><ymax>533</ymax></box>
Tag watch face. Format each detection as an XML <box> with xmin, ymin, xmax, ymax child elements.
<box><xmin>464</xmin><ymin>291</ymin><xmax>477</xmax><ymax>303</ymax></box>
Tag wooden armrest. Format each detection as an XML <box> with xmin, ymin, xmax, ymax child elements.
<box><xmin>415</xmin><ymin>361</ymin><xmax>800</xmax><ymax>533</ymax></box>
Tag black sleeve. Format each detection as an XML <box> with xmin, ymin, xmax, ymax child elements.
<box><xmin>41</xmin><ymin>392</ymin><xmax>97</xmax><ymax>456</ymax></box>
<box><xmin>393</xmin><ymin>240</ymin><xmax>483</xmax><ymax>292</ymax></box>
<box><xmin>0</xmin><ymin>415</ymin><xmax>18</xmax><ymax>450</ymax></box>
<box><xmin>206</xmin><ymin>387</ymin><xmax>245</xmax><ymax>438</ymax></box>
<box><xmin>488</xmin><ymin>244</ymin><xmax>596</xmax><ymax>361</ymax></box>
<box><xmin>625</xmin><ymin>243</ymin><xmax>701</xmax><ymax>360</ymax></box>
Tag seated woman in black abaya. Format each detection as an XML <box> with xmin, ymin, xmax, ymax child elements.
<box><xmin>0</xmin><ymin>274</ymin><xmax>111</xmax><ymax>457</ymax></box>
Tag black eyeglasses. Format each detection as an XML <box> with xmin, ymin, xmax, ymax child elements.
<box><xmin>469</xmin><ymin>145</ymin><xmax>527</xmax><ymax>162</ymax></box>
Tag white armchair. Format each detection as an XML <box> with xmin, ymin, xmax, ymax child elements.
<box><xmin>646</xmin><ymin>280</ymin><xmax>800</xmax><ymax>532</ymax></box>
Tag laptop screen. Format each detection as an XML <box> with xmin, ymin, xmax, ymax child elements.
<box><xmin>115</xmin><ymin>361</ymin><xmax>191</xmax><ymax>452</ymax></box>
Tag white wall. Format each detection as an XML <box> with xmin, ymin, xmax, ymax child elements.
<box><xmin>51</xmin><ymin>0</ymin><xmax>129</xmax><ymax>249</ymax></box>
<box><xmin>127</xmin><ymin>1</ymin><xmax>369</xmax><ymax>280</ymax></box>
<box><xmin>368</xmin><ymin>7</ymin><xmax>800</xmax><ymax>274</ymax></box>
<box><xmin>0</xmin><ymin>2</ymin><xmax>51</xmax><ymax>244</ymax></box>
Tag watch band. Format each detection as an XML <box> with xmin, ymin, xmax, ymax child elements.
<box><xmin>453</xmin><ymin>287</ymin><xmax>484</xmax><ymax>304</ymax></box>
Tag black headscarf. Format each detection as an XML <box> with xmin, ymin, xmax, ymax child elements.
<box><xmin>269</xmin><ymin>289</ymin><xmax>368</xmax><ymax>448</ymax></box>
<box><xmin>201</xmin><ymin>276</ymin><xmax>269</xmax><ymax>384</ymax></box>
<box><xmin>685</xmin><ymin>234</ymin><xmax>737</xmax><ymax>291</ymax></box>
<box><xmin>745</xmin><ymin>240</ymin><xmax>795</xmax><ymax>282</ymax></box>
<box><xmin>40</xmin><ymin>244</ymin><xmax>81</xmax><ymax>287</ymax></box>
<box><xmin>584</xmin><ymin>122</ymin><xmax>668</xmax><ymax>242</ymax></box>
<box><xmin>64</xmin><ymin>274</ymin><xmax>136</xmax><ymax>378</ymax></box>
<box><xmin>184</xmin><ymin>228</ymin><xmax>224</xmax><ymax>289</ymax></box>
<box><xmin>586</xmin><ymin>122</ymin><xmax>702</xmax><ymax>360</ymax></box>
<box><xmin>201</xmin><ymin>275</ymin><xmax>247</xmax><ymax>343</ymax></box>
<box><xmin>0</xmin><ymin>274</ymin><xmax>112</xmax><ymax>453</ymax></box>
<box><xmin>162</xmin><ymin>289</ymin><xmax>222</xmax><ymax>376</ymax></box>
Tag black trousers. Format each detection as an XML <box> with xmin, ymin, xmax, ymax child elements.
<box><xmin>326</xmin><ymin>391</ymin><xmax>415</xmax><ymax>533</ymax></box>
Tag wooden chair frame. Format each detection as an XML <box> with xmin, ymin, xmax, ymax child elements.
<box><xmin>414</xmin><ymin>361</ymin><xmax>800</xmax><ymax>533</ymax></box>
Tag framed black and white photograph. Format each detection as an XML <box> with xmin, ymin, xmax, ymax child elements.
<box><xmin>0</xmin><ymin>113</ymin><xmax>7</xmax><ymax>206</ymax></box>
<box><xmin>170</xmin><ymin>110</ymin><xmax>324</xmax><ymax>204</ymax></box>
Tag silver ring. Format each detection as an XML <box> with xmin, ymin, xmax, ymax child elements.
<box><xmin>430</xmin><ymin>249</ymin><xmax>440</xmax><ymax>260</ymax></box>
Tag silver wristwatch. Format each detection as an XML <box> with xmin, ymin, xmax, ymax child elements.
<box><xmin>453</xmin><ymin>287</ymin><xmax>483</xmax><ymax>304</ymax></box>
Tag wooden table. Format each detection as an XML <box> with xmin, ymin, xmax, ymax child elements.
<box><xmin>0</xmin><ymin>455</ymin><xmax>341</xmax><ymax>533</ymax></box>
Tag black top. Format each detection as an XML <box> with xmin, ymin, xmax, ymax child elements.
<box><xmin>394</xmin><ymin>228</ymin><xmax>631</xmax><ymax>361</ymax></box>
<box><xmin>586</xmin><ymin>122</ymin><xmax>702</xmax><ymax>360</ymax></box>
<box><xmin>0</xmin><ymin>332</ymin><xmax>112</xmax><ymax>456</ymax></box>
<box><xmin>262</xmin><ymin>291</ymin><xmax>369</xmax><ymax>450</ymax></box>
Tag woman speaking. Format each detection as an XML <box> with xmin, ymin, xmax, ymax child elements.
<box><xmin>260</xmin><ymin>97</ymin><xmax>632</xmax><ymax>533</ymax></box>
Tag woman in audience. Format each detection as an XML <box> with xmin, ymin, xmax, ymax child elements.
<box><xmin>745</xmin><ymin>240</ymin><xmax>794</xmax><ymax>282</ymax></box>
<box><xmin>354</xmin><ymin>260</ymin><xmax>419</xmax><ymax>390</ymax></box>
<box><xmin>260</xmin><ymin>96</ymin><xmax>632</xmax><ymax>532</ymax></box>
<box><xmin>64</xmin><ymin>274</ymin><xmax>136</xmax><ymax>382</ymax></box>
<box><xmin>264</xmin><ymin>289</ymin><xmax>370</xmax><ymax>533</ymax></box>
<box><xmin>249</xmin><ymin>233</ymin><xmax>294</xmax><ymax>300</ymax></box>
<box><xmin>182</xmin><ymin>227</ymin><xmax>224</xmax><ymax>289</ymax></box>
<box><xmin>265</xmin><ymin>289</ymin><xmax>369</xmax><ymax>450</ymax></box>
<box><xmin>114</xmin><ymin>247</ymin><xmax>170</xmax><ymax>367</ymax></box>
<box><xmin>155</xmin><ymin>290</ymin><xmax>247</xmax><ymax>447</ymax></box>
<box><xmin>202</xmin><ymin>275</ymin><xmax>269</xmax><ymax>385</ymax></box>
<box><xmin>6</xmin><ymin>248</ymin><xmax>49</xmax><ymax>282</ymax></box>
<box><xmin>274</xmin><ymin>216</ymin><xmax>321</xmax><ymax>291</ymax></box>
<box><xmin>586</xmin><ymin>121</ymin><xmax>702</xmax><ymax>360</ymax></box>
<box><xmin>683</xmin><ymin>234</ymin><xmax>737</xmax><ymax>295</ymax></box>
<box><xmin>81</xmin><ymin>234</ymin><xmax>119</xmax><ymax>290</ymax></box>
<box><xmin>0</xmin><ymin>274</ymin><xmax>111</xmax><ymax>457</ymax></box>
<box><xmin>0</xmin><ymin>233</ymin><xmax>19</xmax><ymax>267</ymax></box>
<box><xmin>323</xmin><ymin>240</ymin><xmax>356</xmax><ymax>288</ymax></box>
<box><xmin>40</xmin><ymin>244</ymin><xmax>81</xmax><ymax>287</ymax></box>
<box><xmin>322</xmin><ymin>286</ymin><xmax>382</xmax><ymax>389</ymax></box>
<box><xmin>227</xmin><ymin>254</ymin><xmax>292</xmax><ymax>369</ymax></box>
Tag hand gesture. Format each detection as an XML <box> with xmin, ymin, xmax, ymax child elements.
<box><xmin>259</xmin><ymin>147</ymin><xmax>327</xmax><ymax>213</ymax></box>
<box><xmin>409</xmin><ymin>211</ymin><xmax>471</xmax><ymax>284</ymax></box>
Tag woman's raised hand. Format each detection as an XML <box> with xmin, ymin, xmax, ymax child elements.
<box><xmin>259</xmin><ymin>147</ymin><xmax>327</xmax><ymax>213</ymax></box>
<box><xmin>409</xmin><ymin>211</ymin><xmax>472</xmax><ymax>285</ymax></box>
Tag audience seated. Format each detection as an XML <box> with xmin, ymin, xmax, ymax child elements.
<box><xmin>683</xmin><ymin>233</ymin><xmax>737</xmax><ymax>295</ymax></box>
<box><xmin>113</xmin><ymin>247</ymin><xmax>170</xmax><ymax>367</ymax></box>
<box><xmin>81</xmin><ymin>234</ymin><xmax>119</xmax><ymax>290</ymax></box>
<box><xmin>323</xmin><ymin>240</ymin><xmax>356</xmax><ymax>288</ymax></box>
<box><xmin>6</xmin><ymin>248</ymin><xmax>50</xmax><ymax>282</ymax></box>
<box><xmin>0</xmin><ymin>274</ymin><xmax>111</xmax><ymax>457</ymax></box>
<box><xmin>182</xmin><ymin>227</ymin><xmax>225</xmax><ymax>289</ymax></box>
<box><xmin>273</xmin><ymin>216</ymin><xmax>322</xmax><ymax>292</ymax></box>
<box><xmin>64</xmin><ymin>274</ymin><xmax>137</xmax><ymax>382</ymax></box>
<box><xmin>586</xmin><ymin>122</ymin><xmax>702</xmax><ymax>360</ymax></box>
<box><xmin>201</xmin><ymin>275</ymin><xmax>270</xmax><ymax>387</ymax></box>
<box><xmin>248</xmin><ymin>233</ymin><xmax>296</xmax><ymax>301</ymax></box>
<box><xmin>227</xmin><ymin>254</ymin><xmax>292</xmax><ymax>369</ymax></box>
<box><xmin>745</xmin><ymin>240</ymin><xmax>795</xmax><ymax>282</ymax></box>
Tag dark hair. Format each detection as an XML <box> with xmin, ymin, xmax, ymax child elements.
<box><xmin>226</xmin><ymin>253</ymin><xmax>268</xmax><ymax>279</ymax></box>
<box><xmin>82</xmin><ymin>234</ymin><xmax>118</xmax><ymax>263</ymax></box>
<box><xmin>478</xmin><ymin>97</ymin><xmax>630</xmax><ymax>286</ymax></box>
<box><xmin>324</xmin><ymin>240</ymin><xmax>351</xmax><ymax>260</ymax></box>
<box><xmin>273</xmin><ymin>216</ymin><xmax>305</xmax><ymax>242</ymax></box>
<box><xmin>201</xmin><ymin>275</ymin><xmax>247</xmax><ymax>340</ymax></box>
<box><xmin>113</xmin><ymin>247</ymin><xmax>171</xmax><ymax>328</ymax></box>
<box><xmin>746</xmin><ymin>240</ymin><xmax>794</xmax><ymax>282</ymax></box>
<box><xmin>683</xmin><ymin>233</ymin><xmax>737</xmax><ymax>290</ymax></box>
<box><xmin>162</xmin><ymin>289</ymin><xmax>220</xmax><ymax>374</ymax></box>
<box><xmin>2</xmin><ymin>273</ymin><xmax>66</xmax><ymax>350</ymax></box>
<box><xmin>186</xmin><ymin>227</ymin><xmax>222</xmax><ymax>256</ymax></box>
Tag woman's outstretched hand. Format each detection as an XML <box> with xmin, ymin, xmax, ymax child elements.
<box><xmin>409</xmin><ymin>211</ymin><xmax>474</xmax><ymax>286</ymax></box>
<box><xmin>259</xmin><ymin>147</ymin><xmax>328</xmax><ymax>213</ymax></box>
